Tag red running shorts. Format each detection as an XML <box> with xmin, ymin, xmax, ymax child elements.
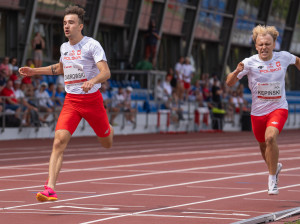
<box><xmin>56</xmin><ymin>91</ymin><xmax>110</xmax><ymax>137</ymax></box>
<box><xmin>251</xmin><ymin>109</ymin><xmax>288</xmax><ymax>143</ymax></box>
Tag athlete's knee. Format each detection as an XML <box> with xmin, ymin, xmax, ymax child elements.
<box><xmin>265</xmin><ymin>134</ymin><xmax>277</xmax><ymax>146</ymax></box>
<box><xmin>101</xmin><ymin>141</ymin><xmax>112</xmax><ymax>149</ymax></box>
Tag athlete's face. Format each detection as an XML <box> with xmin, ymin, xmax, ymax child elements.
<box><xmin>255</xmin><ymin>34</ymin><xmax>275</xmax><ymax>61</ymax></box>
<box><xmin>63</xmin><ymin>14</ymin><xmax>83</xmax><ymax>39</ymax></box>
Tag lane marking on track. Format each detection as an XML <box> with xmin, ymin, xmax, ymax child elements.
<box><xmin>187</xmin><ymin>186</ymin><xmax>254</xmax><ymax>190</ymax></box>
<box><xmin>91</xmin><ymin>182</ymin><xmax>153</xmax><ymax>186</ymax></box>
<box><xmin>1</xmin><ymin>159</ymin><xmax>300</xmax><ymax>194</ymax></box>
<box><xmin>1</xmin><ymin>148</ymin><xmax>299</xmax><ymax>179</ymax></box>
<box><xmin>182</xmin><ymin>211</ymin><xmax>250</xmax><ymax>217</ymax></box>
<box><xmin>132</xmin><ymin>193</ymin><xmax>205</xmax><ymax>198</ymax></box>
<box><xmin>65</xmin><ymin>203</ymin><xmax>146</xmax><ymax>208</ymax></box>
<box><xmin>79</xmin><ymin>183</ymin><xmax>300</xmax><ymax>224</ymax></box>
<box><xmin>244</xmin><ymin>198</ymin><xmax>300</xmax><ymax>203</ymax></box>
<box><xmin>3</xmin><ymin>167</ymin><xmax>300</xmax><ymax>212</ymax></box>
<box><xmin>51</xmin><ymin>205</ymin><xmax>119</xmax><ymax>211</ymax></box>
<box><xmin>0</xmin><ymin>158</ymin><xmax>268</xmax><ymax>192</ymax></box>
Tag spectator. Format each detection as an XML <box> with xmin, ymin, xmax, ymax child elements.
<box><xmin>168</xmin><ymin>67</ymin><xmax>176</xmax><ymax>91</ymax></box>
<box><xmin>0</xmin><ymin>56</ymin><xmax>12</xmax><ymax>78</ymax></box>
<box><xmin>8</xmin><ymin>57</ymin><xmax>19</xmax><ymax>74</ymax></box>
<box><xmin>0</xmin><ymin>69</ymin><xmax>6</xmax><ymax>92</ymax></box>
<box><xmin>124</xmin><ymin>86</ymin><xmax>136</xmax><ymax>124</ymax></box>
<box><xmin>55</xmin><ymin>84</ymin><xmax>65</xmax><ymax>108</ymax></box>
<box><xmin>182</xmin><ymin>57</ymin><xmax>194</xmax><ymax>101</ymax></box>
<box><xmin>0</xmin><ymin>79</ymin><xmax>21</xmax><ymax>119</ymax></box>
<box><xmin>174</xmin><ymin>56</ymin><xmax>185</xmax><ymax>101</ymax></box>
<box><xmin>100</xmin><ymin>81</ymin><xmax>111</xmax><ymax>114</ymax></box>
<box><xmin>9</xmin><ymin>58</ymin><xmax>19</xmax><ymax>83</ymax></box>
<box><xmin>229</xmin><ymin>90</ymin><xmax>244</xmax><ymax>114</ymax></box>
<box><xmin>13</xmin><ymin>79</ymin><xmax>39</xmax><ymax>126</ymax></box>
<box><xmin>165</xmin><ymin>90</ymin><xmax>184</xmax><ymax>123</ymax></box>
<box><xmin>161</xmin><ymin>74</ymin><xmax>173</xmax><ymax>108</ymax></box>
<box><xmin>110</xmin><ymin>87</ymin><xmax>125</xmax><ymax>126</ymax></box>
<box><xmin>35</xmin><ymin>82</ymin><xmax>54</xmax><ymax>123</ymax></box>
<box><xmin>144</xmin><ymin>19</ymin><xmax>160</xmax><ymax>67</ymax></box>
<box><xmin>22</xmin><ymin>59</ymin><xmax>35</xmax><ymax>89</ymax></box>
<box><xmin>135</xmin><ymin>57</ymin><xmax>153</xmax><ymax>70</ymax></box>
<box><xmin>202</xmin><ymin>81</ymin><xmax>211</xmax><ymax>102</ymax></box>
<box><xmin>155</xmin><ymin>79</ymin><xmax>164</xmax><ymax>103</ymax></box>
<box><xmin>46</xmin><ymin>83</ymin><xmax>56</xmax><ymax>100</ymax></box>
<box><xmin>189</xmin><ymin>80</ymin><xmax>204</xmax><ymax>106</ymax></box>
<box><xmin>211</xmin><ymin>77</ymin><xmax>223</xmax><ymax>107</ymax></box>
<box><xmin>32</xmin><ymin>32</ymin><xmax>45</xmax><ymax>68</ymax></box>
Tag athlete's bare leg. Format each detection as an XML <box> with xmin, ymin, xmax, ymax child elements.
<box><xmin>47</xmin><ymin>129</ymin><xmax>71</xmax><ymax>191</ymax></box>
<box><xmin>97</xmin><ymin>124</ymin><xmax>114</xmax><ymax>148</ymax></box>
<box><xmin>259</xmin><ymin>126</ymin><xmax>279</xmax><ymax>175</ymax></box>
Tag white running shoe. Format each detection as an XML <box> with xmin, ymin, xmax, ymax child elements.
<box><xmin>268</xmin><ymin>163</ymin><xmax>282</xmax><ymax>195</ymax></box>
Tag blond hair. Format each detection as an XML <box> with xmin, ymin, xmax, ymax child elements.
<box><xmin>252</xmin><ymin>25</ymin><xmax>279</xmax><ymax>43</ymax></box>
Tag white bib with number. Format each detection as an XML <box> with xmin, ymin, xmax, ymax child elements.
<box><xmin>257</xmin><ymin>82</ymin><xmax>281</xmax><ymax>101</ymax></box>
<box><xmin>64</xmin><ymin>63</ymin><xmax>87</xmax><ymax>87</ymax></box>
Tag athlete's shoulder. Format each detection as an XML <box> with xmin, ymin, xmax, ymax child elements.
<box><xmin>275</xmin><ymin>50</ymin><xmax>293</xmax><ymax>58</ymax></box>
<box><xmin>242</xmin><ymin>55</ymin><xmax>258</xmax><ymax>66</ymax></box>
<box><xmin>85</xmin><ymin>36</ymin><xmax>101</xmax><ymax>46</ymax></box>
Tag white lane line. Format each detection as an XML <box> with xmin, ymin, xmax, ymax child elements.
<box><xmin>244</xmin><ymin>198</ymin><xmax>300</xmax><ymax>202</ymax></box>
<box><xmin>0</xmin><ymin>158</ymin><xmax>266</xmax><ymax>192</ymax></box>
<box><xmin>0</xmin><ymin>201</ymin><xmax>25</xmax><ymax>203</ymax></box>
<box><xmin>119</xmin><ymin>213</ymin><xmax>244</xmax><ymax>221</ymax></box>
<box><xmin>182</xmin><ymin>211</ymin><xmax>250</xmax><ymax>217</ymax></box>
<box><xmin>3</xmin><ymin>167</ymin><xmax>300</xmax><ymax>212</ymax></box>
<box><xmin>28</xmin><ymin>190</ymin><xmax>97</xmax><ymax>194</ymax></box>
<box><xmin>187</xmin><ymin>208</ymin><xmax>273</xmax><ymax>214</ymax></box>
<box><xmin>51</xmin><ymin>205</ymin><xmax>119</xmax><ymax>211</ymax></box>
<box><xmin>0</xmin><ymin>151</ymin><xmax>262</xmax><ymax>179</ymax></box>
<box><xmin>2</xmin><ymin>169</ymin><xmax>269</xmax><ymax>211</ymax></box>
<box><xmin>1</xmin><ymin>142</ymin><xmax>299</xmax><ymax>170</ymax></box>
<box><xmin>2</xmin><ymin>159</ymin><xmax>300</xmax><ymax>194</ymax></box>
<box><xmin>0</xmin><ymin>145</ymin><xmax>257</xmax><ymax>169</ymax></box>
<box><xmin>0</xmin><ymin>142</ymin><xmax>258</xmax><ymax>163</ymax></box>
<box><xmin>91</xmin><ymin>182</ymin><xmax>153</xmax><ymax>186</ymax></box>
<box><xmin>0</xmin><ymin>137</ymin><xmax>258</xmax><ymax>152</ymax></box>
<box><xmin>65</xmin><ymin>203</ymin><xmax>146</xmax><ymax>208</ymax></box>
<box><xmin>79</xmin><ymin>183</ymin><xmax>300</xmax><ymax>224</ymax></box>
<box><xmin>187</xmin><ymin>186</ymin><xmax>253</xmax><ymax>190</ymax></box>
<box><xmin>1</xmin><ymin>152</ymin><xmax>300</xmax><ymax>185</ymax></box>
<box><xmin>132</xmin><ymin>193</ymin><xmax>205</xmax><ymax>198</ymax></box>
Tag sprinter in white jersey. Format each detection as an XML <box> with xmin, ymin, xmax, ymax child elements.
<box><xmin>19</xmin><ymin>5</ymin><xmax>114</xmax><ymax>202</ymax></box>
<box><xmin>226</xmin><ymin>25</ymin><xmax>300</xmax><ymax>195</ymax></box>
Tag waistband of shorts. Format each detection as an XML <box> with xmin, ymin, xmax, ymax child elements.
<box><xmin>66</xmin><ymin>90</ymin><xmax>100</xmax><ymax>99</ymax></box>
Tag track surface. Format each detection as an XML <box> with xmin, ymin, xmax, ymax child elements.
<box><xmin>1</xmin><ymin>130</ymin><xmax>300</xmax><ymax>223</ymax></box>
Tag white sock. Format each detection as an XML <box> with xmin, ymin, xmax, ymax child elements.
<box><xmin>269</xmin><ymin>175</ymin><xmax>276</xmax><ymax>184</ymax></box>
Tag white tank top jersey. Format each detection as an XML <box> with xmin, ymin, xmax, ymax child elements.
<box><xmin>60</xmin><ymin>36</ymin><xmax>107</xmax><ymax>94</ymax></box>
<box><xmin>237</xmin><ymin>51</ymin><xmax>296</xmax><ymax>116</ymax></box>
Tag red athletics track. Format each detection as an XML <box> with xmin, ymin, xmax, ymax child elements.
<box><xmin>1</xmin><ymin>130</ymin><xmax>300</xmax><ymax>224</ymax></box>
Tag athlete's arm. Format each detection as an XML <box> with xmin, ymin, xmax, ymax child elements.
<box><xmin>81</xmin><ymin>60</ymin><xmax>111</xmax><ymax>93</ymax></box>
<box><xmin>19</xmin><ymin>62</ymin><xmax>63</xmax><ymax>77</ymax></box>
<box><xmin>226</xmin><ymin>62</ymin><xmax>244</xmax><ymax>87</ymax></box>
<box><xmin>294</xmin><ymin>56</ymin><xmax>300</xmax><ymax>70</ymax></box>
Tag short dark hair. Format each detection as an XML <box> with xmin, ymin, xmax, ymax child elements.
<box><xmin>64</xmin><ymin>5</ymin><xmax>85</xmax><ymax>24</ymax></box>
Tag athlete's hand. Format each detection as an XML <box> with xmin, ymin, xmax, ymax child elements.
<box><xmin>19</xmin><ymin>67</ymin><xmax>34</xmax><ymax>77</ymax></box>
<box><xmin>81</xmin><ymin>81</ymin><xmax>94</xmax><ymax>93</ymax></box>
<box><xmin>235</xmin><ymin>62</ymin><xmax>244</xmax><ymax>73</ymax></box>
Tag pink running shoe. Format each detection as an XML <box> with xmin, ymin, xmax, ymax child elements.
<box><xmin>36</xmin><ymin>185</ymin><xmax>58</xmax><ymax>202</ymax></box>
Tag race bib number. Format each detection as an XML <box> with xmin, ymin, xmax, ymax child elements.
<box><xmin>257</xmin><ymin>82</ymin><xmax>281</xmax><ymax>101</ymax></box>
<box><xmin>64</xmin><ymin>64</ymin><xmax>87</xmax><ymax>86</ymax></box>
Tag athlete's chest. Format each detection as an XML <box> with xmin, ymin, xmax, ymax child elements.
<box><xmin>248</xmin><ymin>60</ymin><xmax>285</xmax><ymax>83</ymax></box>
<box><xmin>61</xmin><ymin>46</ymin><xmax>92</xmax><ymax>64</ymax></box>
